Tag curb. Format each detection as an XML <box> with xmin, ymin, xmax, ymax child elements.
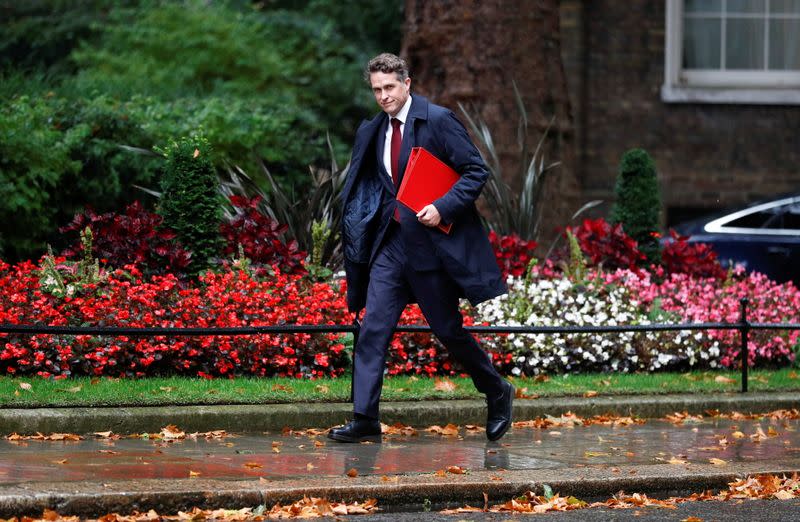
<box><xmin>2</xmin><ymin>392</ymin><xmax>799</xmax><ymax>434</ymax></box>
<box><xmin>2</xmin><ymin>460</ymin><xmax>799</xmax><ymax>517</ymax></box>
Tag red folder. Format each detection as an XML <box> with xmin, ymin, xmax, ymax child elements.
<box><xmin>396</xmin><ymin>147</ymin><xmax>459</xmax><ymax>234</ymax></box>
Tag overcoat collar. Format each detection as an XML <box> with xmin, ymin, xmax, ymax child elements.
<box><xmin>342</xmin><ymin>96</ymin><xmax>431</xmax><ymax>201</ymax></box>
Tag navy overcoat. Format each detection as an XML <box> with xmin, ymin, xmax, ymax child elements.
<box><xmin>341</xmin><ymin>95</ymin><xmax>506</xmax><ymax>312</ymax></box>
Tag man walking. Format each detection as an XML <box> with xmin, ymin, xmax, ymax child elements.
<box><xmin>329</xmin><ymin>53</ymin><xmax>513</xmax><ymax>443</ymax></box>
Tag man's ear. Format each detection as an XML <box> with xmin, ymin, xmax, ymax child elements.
<box><xmin>404</xmin><ymin>77</ymin><xmax>412</xmax><ymax>91</ymax></box>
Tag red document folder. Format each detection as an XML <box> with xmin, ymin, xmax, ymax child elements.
<box><xmin>396</xmin><ymin>147</ymin><xmax>459</xmax><ymax>234</ymax></box>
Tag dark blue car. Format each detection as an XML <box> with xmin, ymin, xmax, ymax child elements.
<box><xmin>671</xmin><ymin>194</ymin><xmax>800</xmax><ymax>284</ymax></box>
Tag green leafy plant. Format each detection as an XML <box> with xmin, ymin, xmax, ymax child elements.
<box><xmin>157</xmin><ymin>136</ymin><xmax>222</xmax><ymax>273</ymax></box>
<box><xmin>459</xmin><ymin>84</ymin><xmax>560</xmax><ymax>241</ymax></box>
<box><xmin>610</xmin><ymin>148</ymin><xmax>661</xmax><ymax>264</ymax></box>
<box><xmin>220</xmin><ymin>136</ymin><xmax>348</xmax><ymax>271</ymax></box>
<box><xmin>38</xmin><ymin>227</ymin><xmax>106</xmax><ymax>298</ymax></box>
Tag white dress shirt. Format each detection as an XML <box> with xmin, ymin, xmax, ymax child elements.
<box><xmin>382</xmin><ymin>95</ymin><xmax>413</xmax><ymax>180</ymax></box>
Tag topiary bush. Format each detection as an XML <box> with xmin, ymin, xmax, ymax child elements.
<box><xmin>610</xmin><ymin>148</ymin><xmax>661</xmax><ymax>264</ymax></box>
<box><xmin>158</xmin><ymin>137</ymin><xmax>222</xmax><ymax>273</ymax></box>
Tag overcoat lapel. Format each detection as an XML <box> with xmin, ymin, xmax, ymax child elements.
<box><xmin>374</xmin><ymin>115</ymin><xmax>395</xmax><ymax>194</ymax></box>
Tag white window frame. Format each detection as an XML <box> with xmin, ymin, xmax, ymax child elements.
<box><xmin>662</xmin><ymin>0</ymin><xmax>800</xmax><ymax>104</ymax></box>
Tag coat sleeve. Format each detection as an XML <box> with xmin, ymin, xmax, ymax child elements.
<box><xmin>430</xmin><ymin>110</ymin><xmax>490</xmax><ymax>224</ymax></box>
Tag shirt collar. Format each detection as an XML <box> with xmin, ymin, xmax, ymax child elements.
<box><xmin>392</xmin><ymin>95</ymin><xmax>413</xmax><ymax>124</ymax></box>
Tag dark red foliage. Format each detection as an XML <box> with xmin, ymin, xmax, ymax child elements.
<box><xmin>60</xmin><ymin>201</ymin><xmax>193</xmax><ymax>276</ymax></box>
<box><xmin>569</xmin><ymin>217</ymin><xmax>646</xmax><ymax>270</ymax></box>
<box><xmin>489</xmin><ymin>231</ymin><xmax>538</xmax><ymax>278</ymax></box>
<box><xmin>220</xmin><ymin>195</ymin><xmax>306</xmax><ymax>275</ymax></box>
<box><xmin>661</xmin><ymin>229</ymin><xmax>727</xmax><ymax>279</ymax></box>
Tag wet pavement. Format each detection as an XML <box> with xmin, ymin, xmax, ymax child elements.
<box><xmin>2</xmin><ymin>416</ymin><xmax>799</xmax><ymax>485</ymax></box>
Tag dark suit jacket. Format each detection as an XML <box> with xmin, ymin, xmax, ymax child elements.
<box><xmin>341</xmin><ymin>95</ymin><xmax>506</xmax><ymax>312</ymax></box>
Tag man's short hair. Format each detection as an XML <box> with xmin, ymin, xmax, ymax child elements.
<box><xmin>364</xmin><ymin>53</ymin><xmax>409</xmax><ymax>83</ymax></box>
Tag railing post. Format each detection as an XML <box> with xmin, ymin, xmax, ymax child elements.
<box><xmin>350</xmin><ymin>313</ymin><xmax>361</xmax><ymax>403</ymax></box>
<box><xmin>739</xmin><ymin>298</ymin><xmax>749</xmax><ymax>393</ymax></box>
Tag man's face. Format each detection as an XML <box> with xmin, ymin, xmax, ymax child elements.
<box><xmin>369</xmin><ymin>71</ymin><xmax>411</xmax><ymax>117</ymax></box>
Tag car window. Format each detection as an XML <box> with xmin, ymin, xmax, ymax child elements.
<box><xmin>724</xmin><ymin>202</ymin><xmax>800</xmax><ymax>231</ymax></box>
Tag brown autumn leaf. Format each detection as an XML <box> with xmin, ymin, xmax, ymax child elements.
<box><xmin>244</xmin><ymin>462</ymin><xmax>262</xmax><ymax>469</ymax></box>
<box><xmin>314</xmin><ymin>440</ymin><xmax>325</xmax><ymax>447</ymax></box>
<box><xmin>446</xmin><ymin>465</ymin><xmax>467</xmax><ymax>474</ymax></box>
<box><xmin>271</xmin><ymin>384</ymin><xmax>294</xmax><ymax>393</ymax></box>
<box><xmin>315</xmin><ymin>385</ymin><xmax>330</xmax><ymax>394</ymax></box>
<box><xmin>346</xmin><ymin>468</ymin><xmax>358</xmax><ymax>478</ymax></box>
<box><xmin>434</xmin><ymin>469</ymin><xmax>447</xmax><ymax>477</ymax></box>
<box><xmin>732</xmin><ymin>430</ymin><xmax>746</xmax><ymax>439</ymax></box>
<box><xmin>789</xmin><ymin>371</ymin><xmax>798</xmax><ymax>379</ymax></box>
<box><xmin>381</xmin><ymin>475</ymin><xmax>398</xmax><ymax>483</ymax></box>
<box><xmin>53</xmin><ymin>459</ymin><xmax>69</xmax><ymax>465</ymax></box>
<box><xmin>515</xmin><ymin>387</ymin><xmax>539</xmax><ymax>399</ymax></box>
<box><xmin>709</xmin><ymin>458</ymin><xmax>727</xmax><ymax>466</ymax></box>
<box><xmin>583</xmin><ymin>390</ymin><xmax>598</xmax><ymax>398</ymax></box>
<box><xmin>426</xmin><ymin>424</ymin><xmax>460</xmax><ymax>437</ymax></box>
<box><xmin>19</xmin><ymin>382</ymin><xmax>32</xmax><ymax>391</ymax></box>
<box><xmin>715</xmin><ymin>375</ymin><xmax>736</xmax><ymax>384</ymax></box>
<box><xmin>160</xmin><ymin>425</ymin><xmax>185</xmax><ymax>440</ymax></box>
<box><xmin>682</xmin><ymin>517</ymin><xmax>704</xmax><ymax>522</ymax></box>
<box><xmin>189</xmin><ymin>470</ymin><xmax>201</xmax><ymax>477</ymax></box>
<box><xmin>434</xmin><ymin>378</ymin><xmax>457</xmax><ymax>392</ymax></box>
<box><xmin>533</xmin><ymin>374</ymin><xmax>550</xmax><ymax>383</ymax></box>
<box><xmin>193</xmin><ymin>148</ymin><xmax>200</xmax><ymax>158</ymax></box>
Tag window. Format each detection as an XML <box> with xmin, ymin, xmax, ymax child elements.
<box><xmin>663</xmin><ymin>0</ymin><xmax>800</xmax><ymax>104</ymax></box>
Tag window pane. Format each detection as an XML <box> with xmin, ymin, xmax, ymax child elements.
<box><xmin>684</xmin><ymin>18</ymin><xmax>722</xmax><ymax>68</ymax></box>
<box><xmin>685</xmin><ymin>0</ymin><xmax>723</xmax><ymax>13</ymax></box>
<box><xmin>770</xmin><ymin>0</ymin><xmax>800</xmax><ymax>13</ymax></box>
<box><xmin>769</xmin><ymin>19</ymin><xmax>800</xmax><ymax>69</ymax></box>
<box><xmin>727</xmin><ymin>0</ymin><xmax>766</xmax><ymax>13</ymax></box>
<box><xmin>726</xmin><ymin>18</ymin><xmax>765</xmax><ymax>69</ymax></box>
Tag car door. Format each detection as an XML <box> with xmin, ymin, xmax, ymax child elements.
<box><xmin>703</xmin><ymin>197</ymin><xmax>800</xmax><ymax>285</ymax></box>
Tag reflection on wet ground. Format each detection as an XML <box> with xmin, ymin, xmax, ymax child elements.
<box><xmin>0</xmin><ymin>418</ymin><xmax>798</xmax><ymax>484</ymax></box>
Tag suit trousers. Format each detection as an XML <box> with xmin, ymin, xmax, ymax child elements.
<box><xmin>352</xmin><ymin>222</ymin><xmax>505</xmax><ymax>419</ymax></box>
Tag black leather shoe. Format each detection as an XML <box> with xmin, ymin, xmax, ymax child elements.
<box><xmin>486</xmin><ymin>381</ymin><xmax>514</xmax><ymax>441</ymax></box>
<box><xmin>327</xmin><ymin>418</ymin><xmax>382</xmax><ymax>443</ymax></box>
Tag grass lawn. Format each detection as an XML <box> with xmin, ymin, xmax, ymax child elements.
<box><xmin>1</xmin><ymin>369</ymin><xmax>798</xmax><ymax>408</ymax></box>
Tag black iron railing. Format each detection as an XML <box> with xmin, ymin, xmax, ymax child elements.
<box><xmin>2</xmin><ymin>298</ymin><xmax>799</xmax><ymax>393</ymax></box>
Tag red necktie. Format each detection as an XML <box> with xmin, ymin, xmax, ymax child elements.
<box><xmin>390</xmin><ymin>117</ymin><xmax>402</xmax><ymax>221</ymax></box>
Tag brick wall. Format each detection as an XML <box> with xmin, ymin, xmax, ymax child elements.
<box><xmin>560</xmin><ymin>0</ymin><xmax>800</xmax><ymax>226</ymax></box>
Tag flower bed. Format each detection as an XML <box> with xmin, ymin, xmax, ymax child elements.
<box><xmin>1</xmin><ymin>250</ymin><xmax>799</xmax><ymax>379</ymax></box>
<box><xmin>473</xmin><ymin>265</ymin><xmax>800</xmax><ymax>376</ymax></box>
<box><xmin>0</xmin><ymin>260</ymin><xmax>351</xmax><ymax>378</ymax></box>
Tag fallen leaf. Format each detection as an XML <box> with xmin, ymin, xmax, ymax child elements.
<box><xmin>533</xmin><ymin>374</ymin><xmax>550</xmax><ymax>383</ymax></box>
<box><xmin>715</xmin><ymin>376</ymin><xmax>736</xmax><ymax>384</ymax></box>
<box><xmin>381</xmin><ymin>475</ymin><xmax>398</xmax><ymax>483</ymax></box>
<box><xmin>583</xmin><ymin>390</ymin><xmax>598</xmax><ymax>398</ymax></box>
<box><xmin>732</xmin><ymin>431</ymin><xmax>746</xmax><ymax>439</ymax></box>
<box><xmin>244</xmin><ymin>462</ymin><xmax>262</xmax><ymax>469</ymax></box>
<box><xmin>434</xmin><ymin>378</ymin><xmax>457</xmax><ymax>392</ymax></box>
<box><xmin>189</xmin><ymin>470</ymin><xmax>201</xmax><ymax>477</ymax></box>
<box><xmin>19</xmin><ymin>382</ymin><xmax>31</xmax><ymax>391</ymax></box>
<box><xmin>446</xmin><ymin>465</ymin><xmax>467</xmax><ymax>474</ymax></box>
<box><xmin>709</xmin><ymin>458</ymin><xmax>727</xmax><ymax>466</ymax></box>
<box><xmin>193</xmin><ymin>148</ymin><xmax>200</xmax><ymax>158</ymax></box>
<box><xmin>160</xmin><ymin>425</ymin><xmax>185</xmax><ymax>440</ymax></box>
<box><xmin>346</xmin><ymin>468</ymin><xmax>358</xmax><ymax>478</ymax></box>
<box><xmin>271</xmin><ymin>384</ymin><xmax>293</xmax><ymax>393</ymax></box>
<box><xmin>315</xmin><ymin>385</ymin><xmax>329</xmax><ymax>394</ymax></box>
<box><xmin>53</xmin><ymin>459</ymin><xmax>68</xmax><ymax>465</ymax></box>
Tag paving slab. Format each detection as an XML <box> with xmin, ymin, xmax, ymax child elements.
<box><xmin>2</xmin><ymin>414</ymin><xmax>800</xmax><ymax>517</ymax></box>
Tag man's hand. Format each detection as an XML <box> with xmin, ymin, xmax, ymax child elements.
<box><xmin>416</xmin><ymin>204</ymin><xmax>442</xmax><ymax>227</ymax></box>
